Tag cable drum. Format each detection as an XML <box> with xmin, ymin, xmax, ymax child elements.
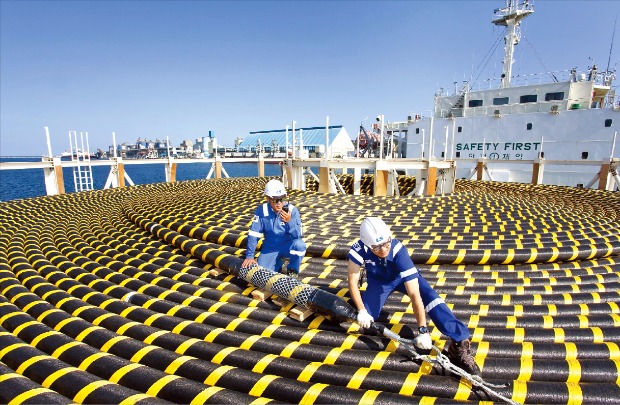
<box><xmin>1</xmin><ymin>176</ymin><xmax>619</xmax><ymax>404</ymax></box>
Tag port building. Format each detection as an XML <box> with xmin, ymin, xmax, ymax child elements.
<box><xmin>236</xmin><ymin>125</ymin><xmax>354</xmax><ymax>158</ymax></box>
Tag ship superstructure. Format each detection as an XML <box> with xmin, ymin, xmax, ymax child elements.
<box><xmin>393</xmin><ymin>0</ymin><xmax>619</xmax><ymax>189</ymax></box>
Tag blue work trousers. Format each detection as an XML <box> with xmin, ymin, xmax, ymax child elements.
<box><xmin>257</xmin><ymin>238</ymin><xmax>306</xmax><ymax>274</ymax></box>
<box><xmin>363</xmin><ymin>275</ymin><xmax>470</xmax><ymax>342</ymax></box>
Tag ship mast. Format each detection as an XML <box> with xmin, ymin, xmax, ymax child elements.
<box><xmin>492</xmin><ymin>0</ymin><xmax>534</xmax><ymax>88</ymax></box>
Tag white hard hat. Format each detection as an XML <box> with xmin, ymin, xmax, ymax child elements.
<box><xmin>264</xmin><ymin>179</ymin><xmax>287</xmax><ymax>198</ymax></box>
<box><xmin>360</xmin><ymin>217</ymin><xmax>392</xmax><ymax>247</ymax></box>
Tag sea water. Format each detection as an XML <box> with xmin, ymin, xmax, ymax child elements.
<box><xmin>0</xmin><ymin>157</ymin><xmax>283</xmax><ymax>202</ymax></box>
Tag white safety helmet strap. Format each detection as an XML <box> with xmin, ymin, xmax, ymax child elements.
<box><xmin>360</xmin><ymin>217</ymin><xmax>392</xmax><ymax>247</ymax></box>
<box><xmin>265</xmin><ymin>179</ymin><xmax>287</xmax><ymax>197</ymax></box>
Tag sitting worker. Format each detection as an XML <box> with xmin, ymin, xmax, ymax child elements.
<box><xmin>347</xmin><ymin>217</ymin><xmax>481</xmax><ymax>376</ymax></box>
<box><xmin>242</xmin><ymin>179</ymin><xmax>306</xmax><ymax>277</ymax></box>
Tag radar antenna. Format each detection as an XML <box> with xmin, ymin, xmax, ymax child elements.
<box><xmin>606</xmin><ymin>15</ymin><xmax>617</xmax><ymax>74</ymax></box>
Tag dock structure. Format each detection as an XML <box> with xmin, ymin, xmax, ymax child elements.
<box><xmin>282</xmin><ymin>157</ymin><xmax>456</xmax><ymax>196</ymax></box>
<box><xmin>1</xmin><ymin>154</ymin><xmax>457</xmax><ymax>197</ymax></box>
<box><xmin>2</xmin><ymin>154</ymin><xmax>618</xmax><ymax>198</ymax></box>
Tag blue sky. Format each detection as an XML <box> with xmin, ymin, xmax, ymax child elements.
<box><xmin>1</xmin><ymin>0</ymin><xmax>618</xmax><ymax>156</ymax></box>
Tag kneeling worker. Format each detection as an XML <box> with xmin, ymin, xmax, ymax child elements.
<box><xmin>242</xmin><ymin>179</ymin><xmax>306</xmax><ymax>277</ymax></box>
<box><xmin>347</xmin><ymin>217</ymin><xmax>481</xmax><ymax>375</ymax></box>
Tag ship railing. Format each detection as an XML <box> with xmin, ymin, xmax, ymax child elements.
<box><xmin>384</xmin><ymin>121</ymin><xmax>409</xmax><ymax>130</ymax></box>
<box><xmin>439</xmin><ymin>69</ymin><xmax>609</xmax><ymax>96</ymax></box>
<box><xmin>441</xmin><ymin>95</ymin><xmax>611</xmax><ymax>119</ymax></box>
<box><xmin>454</xmin><ymin>156</ymin><xmax>620</xmax><ymax>192</ymax></box>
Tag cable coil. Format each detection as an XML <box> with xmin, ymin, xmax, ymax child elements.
<box><xmin>0</xmin><ymin>177</ymin><xmax>619</xmax><ymax>404</ymax></box>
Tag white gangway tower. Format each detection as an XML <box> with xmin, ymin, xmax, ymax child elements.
<box><xmin>68</xmin><ymin>131</ymin><xmax>94</xmax><ymax>192</ymax></box>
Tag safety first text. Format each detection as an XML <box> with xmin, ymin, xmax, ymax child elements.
<box><xmin>456</xmin><ymin>142</ymin><xmax>541</xmax><ymax>151</ymax></box>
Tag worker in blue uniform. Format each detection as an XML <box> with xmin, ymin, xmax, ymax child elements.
<box><xmin>242</xmin><ymin>179</ymin><xmax>306</xmax><ymax>277</ymax></box>
<box><xmin>347</xmin><ymin>217</ymin><xmax>481</xmax><ymax>376</ymax></box>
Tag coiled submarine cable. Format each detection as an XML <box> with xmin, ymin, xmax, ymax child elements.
<box><xmin>232</xmin><ymin>261</ymin><xmax>521</xmax><ymax>405</ymax></box>
<box><xmin>370</xmin><ymin>322</ymin><xmax>521</xmax><ymax>405</ymax></box>
<box><xmin>2</xmin><ymin>178</ymin><xmax>620</xmax><ymax>403</ymax></box>
<box><xmin>119</xmin><ymin>203</ymin><xmax>532</xmax><ymax>403</ymax></box>
<box><xmin>235</xmin><ymin>261</ymin><xmax>521</xmax><ymax>404</ymax></box>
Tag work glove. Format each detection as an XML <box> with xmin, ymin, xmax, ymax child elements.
<box><xmin>356</xmin><ymin>309</ymin><xmax>374</xmax><ymax>329</ymax></box>
<box><xmin>414</xmin><ymin>332</ymin><xmax>433</xmax><ymax>350</ymax></box>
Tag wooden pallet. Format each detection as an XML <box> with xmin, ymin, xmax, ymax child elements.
<box><xmin>208</xmin><ymin>268</ymin><xmax>227</xmax><ymax>277</ymax></box>
<box><xmin>251</xmin><ymin>288</ymin><xmax>272</xmax><ymax>301</ymax></box>
<box><xmin>271</xmin><ymin>296</ymin><xmax>290</xmax><ymax>307</ymax></box>
<box><xmin>252</xmin><ymin>288</ymin><xmax>313</xmax><ymax>321</ymax></box>
<box><xmin>289</xmin><ymin>306</ymin><xmax>313</xmax><ymax>322</ymax></box>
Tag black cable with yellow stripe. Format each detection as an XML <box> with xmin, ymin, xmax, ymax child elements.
<box><xmin>0</xmin><ymin>176</ymin><xmax>619</xmax><ymax>404</ymax></box>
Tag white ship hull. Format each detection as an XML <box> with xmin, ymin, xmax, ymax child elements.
<box><xmin>390</xmin><ymin>0</ymin><xmax>619</xmax><ymax>190</ymax></box>
<box><xmin>403</xmin><ymin>107</ymin><xmax>619</xmax><ymax>187</ymax></box>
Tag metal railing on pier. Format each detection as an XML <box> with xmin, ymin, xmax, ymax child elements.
<box><xmin>0</xmin><ymin>155</ymin><xmax>457</xmax><ymax>199</ymax></box>
<box><xmin>0</xmin><ymin>156</ymin><xmax>283</xmax><ymax>197</ymax></box>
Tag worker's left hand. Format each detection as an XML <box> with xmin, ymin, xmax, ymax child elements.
<box><xmin>279</xmin><ymin>209</ymin><xmax>291</xmax><ymax>222</ymax></box>
<box><xmin>414</xmin><ymin>332</ymin><xmax>433</xmax><ymax>350</ymax></box>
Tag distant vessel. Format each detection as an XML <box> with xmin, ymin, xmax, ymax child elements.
<box><xmin>388</xmin><ymin>0</ymin><xmax>619</xmax><ymax>189</ymax></box>
<box><xmin>57</xmin><ymin>149</ymin><xmax>102</xmax><ymax>161</ymax></box>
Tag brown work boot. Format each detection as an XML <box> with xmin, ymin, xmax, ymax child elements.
<box><xmin>447</xmin><ymin>340</ymin><xmax>481</xmax><ymax>376</ymax></box>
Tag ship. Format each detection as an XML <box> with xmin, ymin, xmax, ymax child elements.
<box><xmin>57</xmin><ymin>148</ymin><xmax>103</xmax><ymax>161</ymax></box>
<box><xmin>383</xmin><ymin>0</ymin><xmax>619</xmax><ymax>190</ymax></box>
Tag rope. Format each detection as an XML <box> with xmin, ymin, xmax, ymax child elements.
<box><xmin>373</xmin><ymin>323</ymin><xmax>521</xmax><ymax>405</ymax></box>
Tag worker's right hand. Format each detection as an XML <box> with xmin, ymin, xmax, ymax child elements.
<box><xmin>414</xmin><ymin>332</ymin><xmax>433</xmax><ymax>350</ymax></box>
<box><xmin>242</xmin><ymin>258</ymin><xmax>257</xmax><ymax>268</ymax></box>
<box><xmin>356</xmin><ymin>309</ymin><xmax>374</xmax><ymax>329</ymax></box>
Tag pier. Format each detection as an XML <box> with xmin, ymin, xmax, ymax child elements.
<box><xmin>0</xmin><ymin>155</ymin><xmax>457</xmax><ymax>197</ymax></box>
<box><xmin>282</xmin><ymin>157</ymin><xmax>455</xmax><ymax>196</ymax></box>
<box><xmin>2</xmin><ymin>155</ymin><xmax>618</xmax><ymax>200</ymax></box>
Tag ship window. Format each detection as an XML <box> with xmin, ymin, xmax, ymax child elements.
<box><xmin>493</xmin><ymin>97</ymin><xmax>509</xmax><ymax>105</ymax></box>
<box><xmin>582</xmin><ymin>152</ymin><xmax>589</xmax><ymax>159</ymax></box>
<box><xmin>456</xmin><ymin>151</ymin><xmax>461</xmax><ymax>158</ymax></box>
<box><xmin>520</xmin><ymin>94</ymin><xmax>538</xmax><ymax>103</ymax></box>
<box><xmin>457</xmin><ymin>126</ymin><xmax>462</xmax><ymax>133</ymax></box>
<box><xmin>545</xmin><ymin>92</ymin><xmax>564</xmax><ymax>101</ymax></box>
<box><xmin>527</xmin><ymin>123</ymin><xmax>533</xmax><ymax>130</ymax></box>
<box><xmin>605</xmin><ymin>119</ymin><xmax>612</xmax><ymax>127</ymax></box>
<box><xmin>468</xmin><ymin>99</ymin><xmax>483</xmax><ymax>107</ymax></box>
<box><xmin>416</xmin><ymin>128</ymin><xmax>420</xmax><ymax>134</ymax></box>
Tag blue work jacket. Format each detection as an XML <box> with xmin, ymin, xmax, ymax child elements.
<box><xmin>246</xmin><ymin>202</ymin><xmax>303</xmax><ymax>258</ymax></box>
<box><xmin>347</xmin><ymin>238</ymin><xmax>419</xmax><ymax>283</ymax></box>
